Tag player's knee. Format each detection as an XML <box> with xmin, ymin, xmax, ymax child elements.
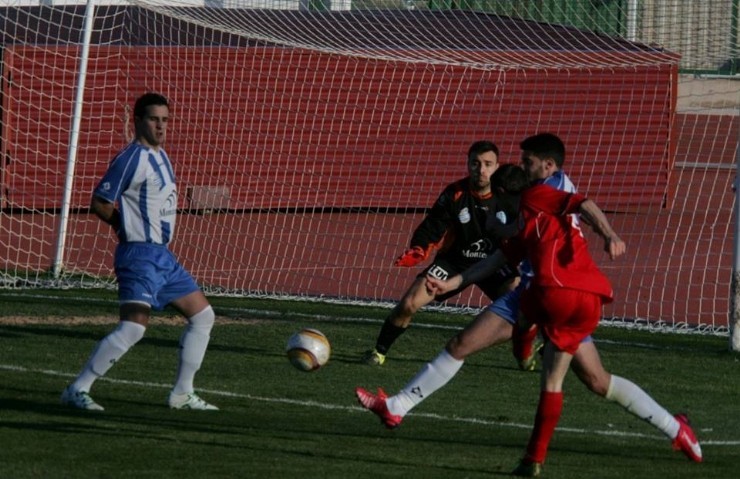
<box><xmin>590</xmin><ymin>381</ymin><xmax>609</xmax><ymax>397</ymax></box>
<box><xmin>445</xmin><ymin>335</ymin><xmax>467</xmax><ymax>360</ymax></box>
<box><xmin>395</xmin><ymin>297</ymin><xmax>420</xmax><ymax>318</ymax></box>
<box><xmin>113</xmin><ymin>320</ymin><xmax>146</xmax><ymax>348</ymax></box>
<box><xmin>188</xmin><ymin>305</ymin><xmax>215</xmax><ymax>330</ymax></box>
<box><xmin>577</xmin><ymin>369</ymin><xmax>609</xmax><ymax>397</ymax></box>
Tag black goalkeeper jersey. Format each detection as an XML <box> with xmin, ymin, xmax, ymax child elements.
<box><xmin>408</xmin><ymin>177</ymin><xmax>497</xmax><ymax>270</ymax></box>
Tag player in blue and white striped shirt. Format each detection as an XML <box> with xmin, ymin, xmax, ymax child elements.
<box><xmin>94</xmin><ymin>140</ymin><xmax>178</xmax><ymax>245</ymax></box>
<box><xmin>61</xmin><ymin>93</ymin><xmax>218</xmax><ymax>412</ymax></box>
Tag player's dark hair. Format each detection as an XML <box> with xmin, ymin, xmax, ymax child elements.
<box><xmin>520</xmin><ymin>133</ymin><xmax>565</xmax><ymax>167</ymax></box>
<box><xmin>487</xmin><ymin>164</ymin><xmax>526</xmax><ymax>242</ymax></box>
<box><xmin>467</xmin><ymin>140</ymin><xmax>499</xmax><ymax>163</ymax></box>
<box><xmin>133</xmin><ymin>92</ymin><xmax>170</xmax><ymax>118</ymax></box>
<box><xmin>491</xmin><ymin>163</ymin><xmax>528</xmax><ymax>194</ymax></box>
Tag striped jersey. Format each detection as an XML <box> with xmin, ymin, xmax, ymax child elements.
<box><xmin>539</xmin><ymin>169</ymin><xmax>575</xmax><ymax>193</ymax></box>
<box><xmin>93</xmin><ymin>142</ymin><xmax>177</xmax><ymax>245</ymax></box>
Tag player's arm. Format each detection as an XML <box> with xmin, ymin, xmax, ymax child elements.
<box><xmin>578</xmin><ymin>199</ymin><xmax>625</xmax><ymax>260</ymax></box>
<box><xmin>91</xmin><ymin>195</ymin><xmax>121</xmax><ymax>232</ymax></box>
<box><xmin>395</xmin><ymin>187</ymin><xmax>455</xmax><ymax>267</ymax></box>
<box><xmin>426</xmin><ymin>249</ymin><xmax>508</xmax><ymax>295</ymax></box>
<box><xmin>535</xmin><ymin>185</ymin><xmax>626</xmax><ymax>261</ymax></box>
<box><xmin>410</xmin><ymin>191</ymin><xmax>454</xmax><ymax>246</ymax></box>
<box><xmin>395</xmin><ymin>216</ymin><xmax>445</xmax><ymax>266</ymax></box>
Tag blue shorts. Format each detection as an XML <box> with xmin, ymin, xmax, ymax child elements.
<box><xmin>114</xmin><ymin>242</ymin><xmax>200</xmax><ymax>311</ymax></box>
<box><xmin>486</xmin><ymin>281</ymin><xmax>525</xmax><ymax>325</ymax></box>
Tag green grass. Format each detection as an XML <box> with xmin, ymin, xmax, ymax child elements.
<box><xmin>1</xmin><ymin>290</ymin><xmax>738</xmax><ymax>478</ymax></box>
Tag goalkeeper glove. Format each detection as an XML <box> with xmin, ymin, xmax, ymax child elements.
<box><xmin>394</xmin><ymin>246</ymin><xmax>428</xmax><ymax>267</ymax></box>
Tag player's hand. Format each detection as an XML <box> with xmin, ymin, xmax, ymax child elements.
<box><xmin>394</xmin><ymin>246</ymin><xmax>428</xmax><ymax>267</ymax></box>
<box><xmin>605</xmin><ymin>235</ymin><xmax>626</xmax><ymax>260</ymax></box>
<box><xmin>425</xmin><ymin>274</ymin><xmax>462</xmax><ymax>296</ymax></box>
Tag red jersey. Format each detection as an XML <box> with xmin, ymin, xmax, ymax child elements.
<box><xmin>502</xmin><ymin>184</ymin><xmax>613</xmax><ymax>303</ymax></box>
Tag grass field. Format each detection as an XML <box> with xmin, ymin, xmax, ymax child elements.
<box><xmin>1</xmin><ymin>290</ymin><xmax>738</xmax><ymax>478</ymax></box>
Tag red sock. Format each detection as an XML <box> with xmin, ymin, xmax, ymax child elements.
<box><xmin>525</xmin><ymin>391</ymin><xmax>564</xmax><ymax>463</ymax></box>
<box><xmin>513</xmin><ymin>324</ymin><xmax>538</xmax><ymax>361</ymax></box>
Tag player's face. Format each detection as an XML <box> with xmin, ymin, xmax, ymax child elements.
<box><xmin>468</xmin><ymin>150</ymin><xmax>499</xmax><ymax>192</ymax></box>
<box><xmin>521</xmin><ymin>152</ymin><xmax>552</xmax><ymax>181</ymax></box>
<box><xmin>135</xmin><ymin>104</ymin><xmax>169</xmax><ymax>149</ymax></box>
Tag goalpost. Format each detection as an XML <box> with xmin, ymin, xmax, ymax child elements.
<box><xmin>0</xmin><ymin>1</ymin><xmax>737</xmax><ymax>344</ymax></box>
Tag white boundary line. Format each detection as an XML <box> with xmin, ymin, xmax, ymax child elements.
<box><xmin>1</xmin><ymin>363</ymin><xmax>737</xmax><ymax>447</ymax></box>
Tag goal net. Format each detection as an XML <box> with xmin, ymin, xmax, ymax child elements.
<box><xmin>0</xmin><ymin>1</ymin><xmax>736</xmax><ymax>335</ymax></box>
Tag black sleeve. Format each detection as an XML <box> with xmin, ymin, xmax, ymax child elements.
<box><xmin>459</xmin><ymin>250</ymin><xmax>508</xmax><ymax>288</ymax></box>
<box><xmin>408</xmin><ymin>184</ymin><xmax>457</xmax><ymax>249</ymax></box>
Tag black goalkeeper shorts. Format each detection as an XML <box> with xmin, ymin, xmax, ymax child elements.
<box><xmin>418</xmin><ymin>256</ymin><xmax>518</xmax><ymax>302</ymax></box>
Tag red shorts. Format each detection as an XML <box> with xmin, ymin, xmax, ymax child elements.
<box><xmin>519</xmin><ymin>286</ymin><xmax>603</xmax><ymax>354</ymax></box>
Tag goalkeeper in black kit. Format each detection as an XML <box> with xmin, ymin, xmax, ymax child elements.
<box><xmin>361</xmin><ymin>140</ymin><xmax>518</xmax><ymax>365</ymax></box>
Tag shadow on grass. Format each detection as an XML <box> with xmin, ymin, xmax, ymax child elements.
<box><xmin>0</xmin><ymin>392</ymin><xmax>519</xmax><ymax>477</ymax></box>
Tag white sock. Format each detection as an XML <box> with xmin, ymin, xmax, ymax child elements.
<box><xmin>606</xmin><ymin>374</ymin><xmax>680</xmax><ymax>439</ymax></box>
<box><xmin>172</xmin><ymin>306</ymin><xmax>215</xmax><ymax>395</ymax></box>
<box><xmin>71</xmin><ymin>321</ymin><xmax>146</xmax><ymax>392</ymax></box>
<box><xmin>387</xmin><ymin>349</ymin><xmax>464</xmax><ymax>417</ymax></box>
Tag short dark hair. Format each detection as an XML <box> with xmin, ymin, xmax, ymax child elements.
<box><xmin>487</xmin><ymin>164</ymin><xmax>527</xmax><ymax>241</ymax></box>
<box><xmin>467</xmin><ymin>140</ymin><xmax>499</xmax><ymax>163</ymax></box>
<box><xmin>520</xmin><ymin>133</ymin><xmax>565</xmax><ymax>167</ymax></box>
<box><xmin>491</xmin><ymin>163</ymin><xmax>528</xmax><ymax>194</ymax></box>
<box><xmin>133</xmin><ymin>92</ymin><xmax>169</xmax><ymax>118</ymax></box>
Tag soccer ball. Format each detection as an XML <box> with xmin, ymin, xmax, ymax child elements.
<box><xmin>286</xmin><ymin>328</ymin><xmax>331</xmax><ymax>372</ymax></box>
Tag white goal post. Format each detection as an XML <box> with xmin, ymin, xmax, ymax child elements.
<box><xmin>0</xmin><ymin>1</ymin><xmax>737</xmax><ymax>345</ymax></box>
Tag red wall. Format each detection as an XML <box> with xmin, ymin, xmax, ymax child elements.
<box><xmin>4</xmin><ymin>45</ymin><xmax>737</xmax><ymax>330</ymax></box>
<box><xmin>1</xmin><ymin>45</ymin><xmax>676</xmax><ymax>213</ymax></box>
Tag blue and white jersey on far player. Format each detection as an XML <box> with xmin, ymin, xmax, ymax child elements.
<box><xmin>537</xmin><ymin>169</ymin><xmax>576</xmax><ymax>194</ymax></box>
<box><xmin>93</xmin><ymin>142</ymin><xmax>177</xmax><ymax>245</ymax></box>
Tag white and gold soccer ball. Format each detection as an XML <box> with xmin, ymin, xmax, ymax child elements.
<box><xmin>286</xmin><ymin>328</ymin><xmax>331</xmax><ymax>372</ymax></box>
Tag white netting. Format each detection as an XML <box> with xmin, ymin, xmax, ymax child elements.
<box><xmin>0</xmin><ymin>1</ymin><xmax>737</xmax><ymax>335</ymax></box>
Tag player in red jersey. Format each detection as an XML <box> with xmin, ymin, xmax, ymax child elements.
<box><xmin>435</xmin><ymin>164</ymin><xmax>702</xmax><ymax>476</ymax></box>
<box><xmin>355</xmin><ymin>137</ymin><xmax>703</xmax><ymax>476</ymax></box>
<box><xmin>361</xmin><ymin>140</ymin><xmax>518</xmax><ymax>365</ymax></box>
